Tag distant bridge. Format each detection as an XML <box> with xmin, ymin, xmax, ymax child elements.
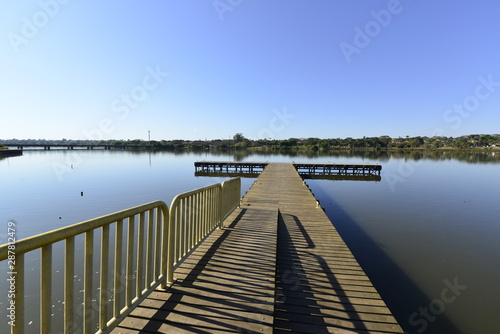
<box><xmin>6</xmin><ymin>143</ymin><xmax>151</xmax><ymax>150</ymax></box>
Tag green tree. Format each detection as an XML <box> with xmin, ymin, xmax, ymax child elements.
<box><xmin>455</xmin><ymin>138</ymin><xmax>471</xmax><ymax>149</ymax></box>
<box><xmin>233</xmin><ymin>133</ymin><xmax>245</xmax><ymax>143</ymax></box>
<box><xmin>305</xmin><ymin>137</ymin><xmax>319</xmax><ymax>146</ymax></box>
<box><xmin>378</xmin><ymin>136</ymin><xmax>392</xmax><ymax>147</ymax></box>
<box><xmin>408</xmin><ymin>136</ymin><xmax>424</xmax><ymax>148</ymax></box>
<box><xmin>280</xmin><ymin>138</ymin><xmax>298</xmax><ymax>147</ymax></box>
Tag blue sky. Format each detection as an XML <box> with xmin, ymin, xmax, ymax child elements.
<box><xmin>1</xmin><ymin>0</ymin><xmax>499</xmax><ymax>141</ymax></box>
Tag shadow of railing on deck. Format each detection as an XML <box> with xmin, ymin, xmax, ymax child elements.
<box><xmin>276</xmin><ymin>212</ymin><xmax>375</xmax><ymax>333</ymax></box>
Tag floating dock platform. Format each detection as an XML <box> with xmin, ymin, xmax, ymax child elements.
<box><xmin>195</xmin><ymin>161</ymin><xmax>382</xmax><ymax>181</ymax></box>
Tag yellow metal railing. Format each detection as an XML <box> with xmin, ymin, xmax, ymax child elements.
<box><xmin>0</xmin><ymin>178</ymin><xmax>241</xmax><ymax>334</ymax></box>
<box><xmin>0</xmin><ymin>201</ymin><xmax>169</xmax><ymax>334</ymax></box>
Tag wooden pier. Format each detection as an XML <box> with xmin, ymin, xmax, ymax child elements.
<box><xmin>113</xmin><ymin>163</ymin><xmax>401</xmax><ymax>333</ymax></box>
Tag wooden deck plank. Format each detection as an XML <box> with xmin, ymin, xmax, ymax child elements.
<box><xmin>113</xmin><ymin>162</ymin><xmax>402</xmax><ymax>333</ymax></box>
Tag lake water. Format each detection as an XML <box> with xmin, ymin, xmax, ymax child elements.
<box><xmin>1</xmin><ymin>149</ymin><xmax>499</xmax><ymax>334</ymax></box>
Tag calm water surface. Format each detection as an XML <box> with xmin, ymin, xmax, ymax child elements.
<box><xmin>1</xmin><ymin>150</ymin><xmax>499</xmax><ymax>334</ymax></box>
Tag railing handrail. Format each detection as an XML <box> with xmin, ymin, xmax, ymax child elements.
<box><xmin>0</xmin><ymin>200</ymin><xmax>168</xmax><ymax>261</ymax></box>
<box><xmin>221</xmin><ymin>177</ymin><xmax>241</xmax><ymax>190</ymax></box>
<box><xmin>169</xmin><ymin>182</ymin><xmax>222</xmax><ymax>211</ymax></box>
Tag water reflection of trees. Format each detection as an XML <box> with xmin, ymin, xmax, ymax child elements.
<box><xmin>208</xmin><ymin>149</ymin><xmax>500</xmax><ymax>164</ymax></box>
<box><xmin>378</xmin><ymin>150</ymin><xmax>500</xmax><ymax>163</ymax></box>
<box><xmin>13</xmin><ymin>146</ymin><xmax>499</xmax><ymax>164</ymax></box>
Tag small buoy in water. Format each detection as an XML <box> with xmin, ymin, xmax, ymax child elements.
<box><xmin>81</xmin><ymin>192</ymin><xmax>83</xmax><ymax>196</ymax></box>
<box><xmin>59</xmin><ymin>217</ymin><xmax>61</xmax><ymax>219</ymax></box>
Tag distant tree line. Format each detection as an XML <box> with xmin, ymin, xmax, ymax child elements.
<box><xmin>2</xmin><ymin>133</ymin><xmax>500</xmax><ymax>151</ymax></box>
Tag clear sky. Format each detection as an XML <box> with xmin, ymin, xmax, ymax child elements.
<box><xmin>1</xmin><ymin>1</ymin><xmax>499</xmax><ymax>141</ymax></box>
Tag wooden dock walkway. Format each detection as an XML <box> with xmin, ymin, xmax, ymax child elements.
<box><xmin>112</xmin><ymin>163</ymin><xmax>402</xmax><ymax>333</ymax></box>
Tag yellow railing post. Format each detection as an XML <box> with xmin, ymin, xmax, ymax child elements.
<box><xmin>161</xmin><ymin>205</ymin><xmax>170</xmax><ymax>288</ymax></box>
<box><xmin>125</xmin><ymin>216</ymin><xmax>134</xmax><ymax>308</ymax></box>
<box><xmin>99</xmin><ymin>225</ymin><xmax>110</xmax><ymax>331</ymax></box>
<box><xmin>218</xmin><ymin>185</ymin><xmax>223</xmax><ymax>229</ymax></box>
<box><xmin>64</xmin><ymin>236</ymin><xmax>74</xmax><ymax>334</ymax></box>
<box><xmin>154</xmin><ymin>210</ymin><xmax>161</xmax><ymax>283</ymax></box>
<box><xmin>40</xmin><ymin>244</ymin><xmax>52</xmax><ymax>334</ymax></box>
<box><xmin>167</xmin><ymin>205</ymin><xmax>175</xmax><ymax>283</ymax></box>
<box><xmin>146</xmin><ymin>209</ymin><xmax>154</xmax><ymax>288</ymax></box>
<box><xmin>136</xmin><ymin>212</ymin><xmax>146</xmax><ymax>299</ymax></box>
<box><xmin>13</xmin><ymin>253</ymin><xmax>24</xmax><ymax>334</ymax></box>
<box><xmin>83</xmin><ymin>230</ymin><xmax>93</xmax><ymax>334</ymax></box>
<box><xmin>113</xmin><ymin>219</ymin><xmax>123</xmax><ymax>318</ymax></box>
